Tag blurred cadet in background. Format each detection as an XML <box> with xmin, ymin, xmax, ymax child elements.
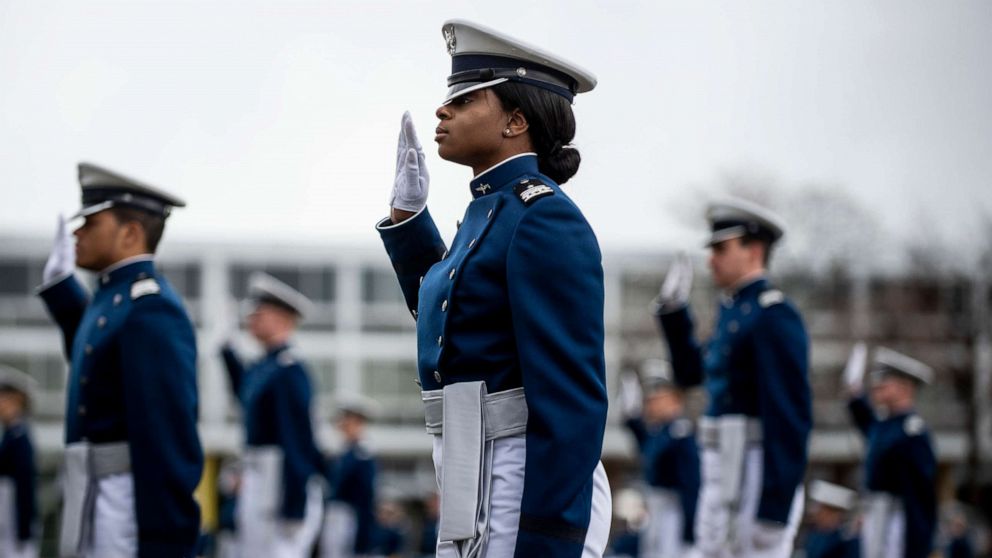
<box><xmin>221</xmin><ymin>272</ymin><xmax>324</xmax><ymax>558</ymax></box>
<box><xmin>38</xmin><ymin>163</ymin><xmax>203</xmax><ymax>558</ymax></box>
<box><xmin>803</xmin><ymin>480</ymin><xmax>859</xmax><ymax>558</ymax></box>
<box><xmin>320</xmin><ymin>395</ymin><xmax>377</xmax><ymax>558</ymax></box>
<box><xmin>214</xmin><ymin>458</ymin><xmax>242</xmax><ymax>558</ymax></box>
<box><xmin>944</xmin><ymin>506</ymin><xmax>975</xmax><ymax>558</ymax></box>
<box><xmin>843</xmin><ymin>343</ymin><xmax>937</xmax><ymax>558</ymax></box>
<box><xmin>370</xmin><ymin>499</ymin><xmax>407</xmax><ymax>558</ymax></box>
<box><xmin>416</xmin><ymin>493</ymin><xmax>439</xmax><ymax>558</ymax></box>
<box><xmin>618</xmin><ymin>359</ymin><xmax>699</xmax><ymax>558</ymax></box>
<box><xmin>653</xmin><ymin>199</ymin><xmax>811</xmax><ymax>557</ymax></box>
<box><xmin>0</xmin><ymin>366</ymin><xmax>38</xmax><ymax>558</ymax></box>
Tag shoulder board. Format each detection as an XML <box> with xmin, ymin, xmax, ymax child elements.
<box><xmin>131</xmin><ymin>278</ymin><xmax>161</xmax><ymax>300</ymax></box>
<box><xmin>670</xmin><ymin>418</ymin><xmax>693</xmax><ymax>439</ymax></box>
<box><xmin>277</xmin><ymin>349</ymin><xmax>297</xmax><ymax>367</ymax></box>
<box><xmin>904</xmin><ymin>414</ymin><xmax>926</xmax><ymax>436</ymax></box>
<box><xmin>513</xmin><ymin>178</ymin><xmax>554</xmax><ymax>206</ymax></box>
<box><xmin>759</xmin><ymin>289</ymin><xmax>785</xmax><ymax>308</ymax></box>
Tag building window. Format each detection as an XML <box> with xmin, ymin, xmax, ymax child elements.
<box><xmin>361</xmin><ymin>360</ymin><xmax>422</xmax><ymax>423</ymax></box>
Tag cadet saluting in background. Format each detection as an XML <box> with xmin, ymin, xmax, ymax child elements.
<box><xmin>652</xmin><ymin>199</ymin><xmax>812</xmax><ymax>558</ymax></box>
<box><xmin>376</xmin><ymin>19</ymin><xmax>611</xmax><ymax>558</ymax></box>
<box><xmin>37</xmin><ymin>163</ymin><xmax>203</xmax><ymax>557</ymax></box>
<box><xmin>221</xmin><ymin>273</ymin><xmax>325</xmax><ymax>558</ymax></box>
<box><xmin>842</xmin><ymin>343</ymin><xmax>937</xmax><ymax>558</ymax></box>
<box><xmin>0</xmin><ymin>366</ymin><xmax>39</xmax><ymax>558</ymax></box>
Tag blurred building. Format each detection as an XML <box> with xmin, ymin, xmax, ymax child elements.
<box><xmin>2</xmin><ymin>234</ymin><xmax>990</xmax><ymax>546</ymax></box>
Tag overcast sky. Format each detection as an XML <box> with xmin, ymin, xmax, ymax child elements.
<box><xmin>1</xmin><ymin>0</ymin><xmax>990</xmax><ymax>262</ymax></box>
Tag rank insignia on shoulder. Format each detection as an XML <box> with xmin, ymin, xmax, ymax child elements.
<box><xmin>759</xmin><ymin>289</ymin><xmax>785</xmax><ymax>308</ymax></box>
<box><xmin>131</xmin><ymin>278</ymin><xmax>161</xmax><ymax>300</ymax></box>
<box><xmin>904</xmin><ymin>415</ymin><xmax>925</xmax><ymax>436</ymax></box>
<box><xmin>513</xmin><ymin>179</ymin><xmax>554</xmax><ymax>206</ymax></box>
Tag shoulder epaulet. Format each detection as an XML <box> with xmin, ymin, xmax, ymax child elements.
<box><xmin>513</xmin><ymin>178</ymin><xmax>554</xmax><ymax>206</ymax></box>
<box><xmin>904</xmin><ymin>414</ymin><xmax>926</xmax><ymax>436</ymax></box>
<box><xmin>758</xmin><ymin>289</ymin><xmax>785</xmax><ymax>308</ymax></box>
<box><xmin>131</xmin><ymin>278</ymin><xmax>161</xmax><ymax>300</ymax></box>
<box><xmin>670</xmin><ymin>418</ymin><xmax>693</xmax><ymax>439</ymax></box>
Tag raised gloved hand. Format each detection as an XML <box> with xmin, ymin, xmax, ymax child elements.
<box><xmin>843</xmin><ymin>342</ymin><xmax>868</xmax><ymax>396</ymax></box>
<box><xmin>751</xmin><ymin>521</ymin><xmax>787</xmax><ymax>551</ymax></box>
<box><xmin>618</xmin><ymin>370</ymin><xmax>643</xmax><ymax>419</ymax></box>
<box><xmin>389</xmin><ymin>111</ymin><xmax>430</xmax><ymax>212</ymax></box>
<box><xmin>42</xmin><ymin>214</ymin><xmax>75</xmax><ymax>285</ymax></box>
<box><xmin>651</xmin><ymin>252</ymin><xmax>693</xmax><ymax>313</ymax></box>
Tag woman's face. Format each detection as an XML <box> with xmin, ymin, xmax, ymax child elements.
<box><xmin>434</xmin><ymin>88</ymin><xmax>511</xmax><ymax>169</ymax></box>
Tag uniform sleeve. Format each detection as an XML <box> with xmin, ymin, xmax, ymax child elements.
<box><xmin>376</xmin><ymin>208</ymin><xmax>448</xmax><ymax>316</ymax></box>
<box><xmin>846</xmin><ymin>395</ymin><xmax>877</xmax><ymax>437</ymax></box>
<box><xmin>220</xmin><ymin>346</ymin><xmax>246</xmax><ymax>401</ymax></box>
<box><xmin>505</xmin><ymin>197</ymin><xmax>608</xmax><ymax>557</ymax></box>
<box><xmin>753</xmin><ymin>303</ymin><xmax>812</xmax><ymax>524</ymax></box>
<box><xmin>655</xmin><ymin>307</ymin><xmax>705</xmax><ymax>388</ymax></box>
<box><xmin>275</xmin><ymin>365</ymin><xmax>319</xmax><ymax>520</ymax></box>
<box><xmin>900</xmin><ymin>432</ymin><xmax>937</xmax><ymax>558</ymax></box>
<box><xmin>37</xmin><ymin>274</ymin><xmax>90</xmax><ymax>358</ymax></box>
<box><xmin>676</xmin><ymin>436</ymin><xmax>700</xmax><ymax>544</ymax></box>
<box><xmin>624</xmin><ymin>417</ymin><xmax>648</xmax><ymax>448</ymax></box>
<box><xmin>12</xmin><ymin>434</ymin><xmax>36</xmax><ymax>542</ymax></box>
<box><xmin>119</xmin><ymin>295</ymin><xmax>204</xmax><ymax>558</ymax></box>
<box><xmin>352</xmin><ymin>458</ymin><xmax>377</xmax><ymax>554</ymax></box>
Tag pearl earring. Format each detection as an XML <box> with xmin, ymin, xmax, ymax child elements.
<box><xmin>504</xmin><ymin>129</ymin><xmax>511</xmax><ymax>136</ymax></box>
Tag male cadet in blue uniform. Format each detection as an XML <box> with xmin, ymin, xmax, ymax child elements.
<box><xmin>0</xmin><ymin>366</ymin><xmax>38</xmax><ymax>558</ymax></box>
<box><xmin>320</xmin><ymin>396</ymin><xmax>377</xmax><ymax>558</ymax></box>
<box><xmin>221</xmin><ymin>272</ymin><xmax>324</xmax><ymax>558</ymax></box>
<box><xmin>653</xmin><ymin>198</ymin><xmax>812</xmax><ymax>558</ymax></box>
<box><xmin>803</xmin><ymin>480</ymin><xmax>859</xmax><ymax>558</ymax></box>
<box><xmin>842</xmin><ymin>343</ymin><xmax>936</xmax><ymax>558</ymax></box>
<box><xmin>618</xmin><ymin>359</ymin><xmax>699</xmax><ymax>558</ymax></box>
<box><xmin>36</xmin><ymin>163</ymin><xmax>203</xmax><ymax>557</ymax></box>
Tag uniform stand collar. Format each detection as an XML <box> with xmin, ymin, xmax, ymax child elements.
<box><xmin>98</xmin><ymin>256</ymin><xmax>156</xmax><ymax>289</ymax></box>
<box><xmin>469</xmin><ymin>153</ymin><xmax>538</xmax><ymax>198</ymax></box>
<box><xmin>723</xmin><ymin>275</ymin><xmax>768</xmax><ymax>305</ymax></box>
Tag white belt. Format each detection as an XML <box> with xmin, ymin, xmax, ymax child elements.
<box><xmin>421</xmin><ymin>382</ymin><xmax>528</xmax><ymax>557</ymax></box>
<box><xmin>60</xmin><ymin>442</ymin><xmax>131</xmax><ymax>557</ymax></box>
<box><xmin>699</xmin><ymin>415</ymin><xmax>761</xmax><ymax>507</ymax></box>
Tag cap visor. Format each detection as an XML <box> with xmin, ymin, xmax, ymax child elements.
<box><xmin>444</xmin><ymin>78</ymin><xmax>509</xmax><ymax>104</ymax></box>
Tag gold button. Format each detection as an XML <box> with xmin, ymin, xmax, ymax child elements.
<box><xmin>728</xmin><ymin>320</ymin><xmax>739</xmax><ymax>333</ymax></box>
<box><xmin>448</xmin><ymin>269</ymin><xmax>455</xmax><ymax>280</ymax></box>
<box><xmin>113</xmin><ymin>294</ymin><xmax>123</xmax><ymax>306</ymax></box>
<box><xmin>85</xmin><ymin>345</ymin><xmax>93</xmax><ymax>355</ymax></box>
<box><xmin>433</xmin><ymin>370</ymin><xmax>442</xmax><ymax>383</ymax></box>
<box><xmin>97</xmin><ymin>316</ymin><xmax>107</xmax><ymax>328</ymax></box>
<box><xmin>441</xmin><ymin>300</ymin><xmax>448</xmax><ymax>312</ymax></box>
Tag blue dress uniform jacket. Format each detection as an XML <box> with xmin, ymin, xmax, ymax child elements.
<box><xmin>804</xmin><ymin>528</ymin><xmax>860</xmax><ymax>558</ymax></box>
<box><xmin>39</xmin><ymin>260</ymin><xmax>203</xmax><ymax>557</ymax></box>
<box><xmin>326</xmin><ymin>442</ymin><xmax>376</xmax><ymax>553</ymax></box>
<box><xmin>378</xmin><ymin>154</ymin><xmax>608</xmax><ymax>557</ymax></box>
<box><xmin>0</xmin><ymin>422</ymin><xmax>36</xmax><ymax>543</ymax></box>
<box><xmin>848</xmin><ymin>396</ymin><xmax>936</xmax><ymax>558</ymax></box>
<box><xmin>624</xmin><ymin>417</ymin><xmax>699</xmax><ymax>543</ymax></box>
<box><xmin>657</xmin><ymin>277</ymin><xmax>811</xmax><ymax>524</ymax></box>
<box><xmin>222</xmin><ymin>344</ymin><xmax>322</xmax><ymax>520</ymax></box>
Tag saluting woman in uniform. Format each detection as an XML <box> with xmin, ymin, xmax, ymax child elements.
<box><xmin>376</xmin><ymin>19</ymin><xmax>610</xmax><ymax>558</ymax></box>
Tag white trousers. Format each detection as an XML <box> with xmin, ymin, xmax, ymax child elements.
<box><xmin>860</xmin><ymin>493</ymin><xmax>905</xmax><ymax>558</ymax></box>
<box><xmin>640</xmin><ymin>487</ymin><xmax>688</xmax><ymax>558</ymax></box>
<box><xmin>431</xmin><ymin>434</ymin><xmax>611</xmax><ymax>558</ymax></box>
<box><xmin>696</xmin><ymin>448</ymin><xmax>802</xmax><ymax>558</ymax></box>
<box><xmin>84</xmin><ymin>474</ymin><xmax>139</xmax><ymax>558</ymax></box>
<box><xmin>238</xmin><ymin>459</ymin><xmax>324</xmax><ymax>558</ymax></box>
<box><xmin>319</xmin><ymin>501</ymin><xmax>358</xmax><ymax>558</ymax></box>
<box><xmin>0</xmin><ymin>479</ymin><xmax>38</xmax><ymax>558</ymax></box>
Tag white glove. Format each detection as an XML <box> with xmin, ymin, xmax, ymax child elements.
<box><xmin>843</xmin><ymin>342</ymin><xmax>868</xmax><ymax>395</ymax></box>
<box><xmin>652</xmin><ymin>252</ymin><xmax>693</xmax><ymax>313</ymax></box>
<box><xmin>42</xmin><ymin>214</ymin><xmax>75</xmax><ymax>285</ymax></box>
<box><xmin>751</xmin><ymin>521</ymin><xmax>787</xmax><ymax>550</ymax></box>
<box><xmin>618</xmin><ymin>371</ymin><xmax>643</xmax><ymax>418</ymax></box>
<box><xmin>389</xmin><ymin>111</ymin><xmax>430</xmax><ymax>212</ymax></box>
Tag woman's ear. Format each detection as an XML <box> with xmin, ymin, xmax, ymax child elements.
<box><xmin>505</xmin><ymin>108</ymin><xmax>529</xmax><ymax>137</ymax></box>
